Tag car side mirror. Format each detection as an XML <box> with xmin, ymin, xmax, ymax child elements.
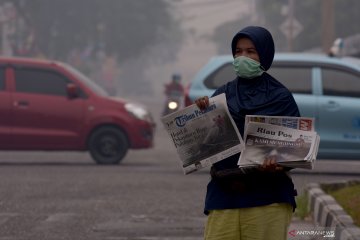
<box><xmin>66</xmin><ymin>83</ymin><xmax>79</xmax><ymax>99</ymax></box>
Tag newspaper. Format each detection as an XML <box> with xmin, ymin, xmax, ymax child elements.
<box><xmin>161</xmin><ymin>93</ymin><xmax>245</xmax><ymax>174</ymax></box>
<box><xmin>239</xmin><ymin>115</ymin><xmax>320</xmax><ymax>169</ymax></box>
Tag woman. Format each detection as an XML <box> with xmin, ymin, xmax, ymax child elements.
<box><xmin>195</xmin><ymin>26</ymin><xmax>300</xmax><ymax>240</ymax></box>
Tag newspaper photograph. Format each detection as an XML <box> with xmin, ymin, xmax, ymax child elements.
<box><xmin>161</xmin><ymin>93</ymin><xmax>244</xmax><ymax>174</ymax></box>
<box><xmin>238</xmin><ymin>120</ymin><xmax>320</xmax><ymax>170</ymax></box>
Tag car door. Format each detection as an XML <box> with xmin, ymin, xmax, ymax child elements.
<box><xmin>0</xmin><ymin>66</ymin><xmax>12</xmax><ymax>148</ymax></box>
<box><xmin>318</xmin><ymin>65</ymin><xmax>360</xmax><ymax>158</ymax></box>
<box><xmin>267</xmin><ymin>64</ymin><xmax>316</xmax><ymax>119</ymax></box>
<box><xmin>10</xmin><ymin>66</ymin><xmax>85</xmax><ymax>150</ymax></box>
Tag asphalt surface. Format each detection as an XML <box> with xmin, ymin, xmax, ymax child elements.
<box><xmin>0</xmin><ymin>98</ymin><xmax>359</xmax><ymax>239</ymax></box>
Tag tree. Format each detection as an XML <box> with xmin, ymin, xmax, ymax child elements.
<box><xmin>212</xmin><ymin>0</ymin><xmax>360</xmax><ymax>53</ymax></box>
<box><xmin>0</xmin><ymin>0</ymin><xmax>182</xmax><ymax>63</ymax></box>
<box><xmin>255</xmin><ymin>0</ymin><xmax>360</xmax><ymax>52</ymax></box>
<box><xmin>0</xmin><ymin>0</ymin><xmax>183</xmax><ymax>96</ymax></box>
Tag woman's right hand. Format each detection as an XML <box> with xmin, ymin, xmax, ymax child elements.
<box><xmin>259</xmin><ymin>155</ymin><xmax>284</xmax><ymax>172</ymax></box>
<box><xmin>195</xmin><ymin>96</ymin><xmax>209</xmax><ymax>110</ymax></box>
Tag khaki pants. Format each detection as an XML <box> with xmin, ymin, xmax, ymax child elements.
<box><xmin>204</xmin><ymin>203</ymin><xmax>293</xmax><ymax>240</ymax></box>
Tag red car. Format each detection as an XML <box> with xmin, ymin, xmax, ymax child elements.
<box><xmin>0</xmin><ymin>57</ymin><xmax>155</xmax><ymax>164</ymax></box>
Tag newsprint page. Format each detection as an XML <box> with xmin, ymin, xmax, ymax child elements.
<box><xmin>161</xmin><ymin>93</ymin><xmax>245</xmax><ymax>174</ymax></box>
<box><xmin>239</xmin><ymin>115</ymin><xmax>320</xmax><ymax>169</ymax></box>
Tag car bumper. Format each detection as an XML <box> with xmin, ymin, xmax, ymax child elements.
<box><xmin>128</xmin><ymin>120</ymin><xmax>156</xmax><ymax>149</ymax></box>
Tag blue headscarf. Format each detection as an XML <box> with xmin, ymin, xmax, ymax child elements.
<box><xmin>231</xmin><ymin>26</ymin><xmax>274</xmax><ymax>70</ymax></box>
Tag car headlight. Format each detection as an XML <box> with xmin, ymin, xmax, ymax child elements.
<box><xmin>125</xmin><ymin>103</ymin><xmax>151</xmax><ymax>121</ymax></box>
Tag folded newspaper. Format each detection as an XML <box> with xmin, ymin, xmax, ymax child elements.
<box><xmin>162</xmin><ymin>95</ymin><xmax>320</xmax><ymax>174</ymax></box>
<box><xmin>161</xmin><ymin>93</ymin><xmax>245</xmax><ymax>174</ymax></box>
<box><xmin>239</xmin><ymin>115</ymin><xmax>320</xmax><ymax>169</ymax></box>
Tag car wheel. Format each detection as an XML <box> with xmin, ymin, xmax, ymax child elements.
<box><xmin>88</xmin><ymin>126</ymin><xmax>129</xmax><ymax>164</ymax></box>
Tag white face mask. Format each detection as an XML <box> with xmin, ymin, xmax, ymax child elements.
<box><xmin>232</xmin><ymin>56</ymin><xmax>265</xmax><ymax>79</ymax></box>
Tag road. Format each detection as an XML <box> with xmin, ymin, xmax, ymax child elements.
<box><xmin>0</xmin><ymin>100</ymin><xmax>359</xmax><ymax>239</ymax></box>
<box><xmin>0</xmin><ymin>130</ymin><xmax>208</xmax><ymax>240</ymax></box>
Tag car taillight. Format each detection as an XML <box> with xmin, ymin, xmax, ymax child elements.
<box><xmin>184</xmin><ymin>83</ymin><xmax>193</xmax><ymax>107</ymax></box>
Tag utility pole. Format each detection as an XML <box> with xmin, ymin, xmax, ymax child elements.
<box><xmin>287</xmin><ymin>0</ymin><xmax>294</xmax><ymax>52</ymax></box>
<box><xmin>321</xmin><ymin>0</ymin><xmax>335</xmax><ymax>53</ymax></box>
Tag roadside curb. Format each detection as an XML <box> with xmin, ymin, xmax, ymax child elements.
<box><xmin>306</xmin><ymin>181</ymin><xmax>360</xmax><ymax>240</ymax></box>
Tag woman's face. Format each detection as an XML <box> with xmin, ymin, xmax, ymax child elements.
<box><xmin>234</xmin><ymin>37</ymin><xmax>260</xmax><ymax>63</ymax></box>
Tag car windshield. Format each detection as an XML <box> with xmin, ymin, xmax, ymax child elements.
<box><xmin>62</xmin><ymin>63</ymin><xmax>109</xmax><ymax>96</ymax></box>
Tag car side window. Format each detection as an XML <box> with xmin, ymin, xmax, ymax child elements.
<box><xmin>0</xmin><ymin>68</ymin><xmax>5</xmax><ymax>90</ymax></box>
<box><xmin>204</xmin><ymin>63</ymin><xmax>313</xmax><ymax>94</ymax></box>
<box><xmin>204</xmin><ymin>63</ymin><xmax>236</xmax><ymax>89</ymax></box>
<box><xmin>267</xmin><ymin>66</ymin><xmax>312</xmax><ymax>94</ymax></box>
<box><xmin>15</xmin><ymin>68</ymin><xmax>69</xmax><ymax>96</ymax></box>
<box><xmin>322</xmin><ymin>68</ymin><xmax>360</xmax><ymax>98</ymax></box>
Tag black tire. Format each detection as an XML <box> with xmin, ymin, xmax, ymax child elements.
<box><xmin>88</xmin><ymin>126</ymin><xmax>129</xmax><ymax>164</ymax></box>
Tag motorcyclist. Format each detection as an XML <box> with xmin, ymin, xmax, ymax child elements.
<box><xmin>162</xmin><ymin>73</ymin><xmax>184</xmax><ymax>116</ymax></box>
<box><xmin>164</xmin><ymin>73</ymin><xmax>184</xmax><ymax>97</ymax></box>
